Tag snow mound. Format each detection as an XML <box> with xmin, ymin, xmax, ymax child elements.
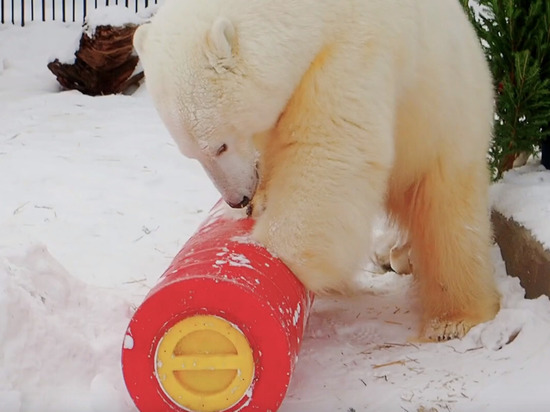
<box><xmin>84</xmin><ymin>5</ymin><xmax>158</xmax><ymax>37</ymax></box>
<box><xmin>0</xmin><ymin>244</ymin><xmax>135</xmax><ymax>412</ymax></box>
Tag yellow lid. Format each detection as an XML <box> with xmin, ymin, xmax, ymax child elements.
<box><xmin>155</xmin><ymin>315</ymin><xmax>255</xmax><ymax>412</ymax></box>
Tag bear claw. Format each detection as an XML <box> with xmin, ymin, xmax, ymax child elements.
<box><xmin>424</xmin><ymin>319</ymin><xmax>473</xmax><ymax>342</ymax></box>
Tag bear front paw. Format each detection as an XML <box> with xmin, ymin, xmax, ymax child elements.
<box><xmin>247</xmin><ymin>193</ymin><xmax>267</xmax><ymax>218</ymax></box>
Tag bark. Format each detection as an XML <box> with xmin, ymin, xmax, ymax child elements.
<box><xmin>48</xmin><ymin>24</ymin><xmax>143</xmax><ymax>96</ymax></box>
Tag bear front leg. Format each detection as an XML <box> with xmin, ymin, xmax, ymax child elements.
<box><xmin>252</xmin><ymin>141</ymin><xmax>390</xmax><ymax>294</ymax></box>
<box><xmin>396</xmin><ymin>166</ymin><xmax>500</xmax><ymax>341</ymax></box>
<box><xmin>251</xmin><ymin>43</ymin><xmax>397</xmax><ymax>294</ymax></box>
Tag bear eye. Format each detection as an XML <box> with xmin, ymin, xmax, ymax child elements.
<box><xmin>215</xmin><ymin>143</ymin><xmax>228</xmax><ymax>156</ymax></box>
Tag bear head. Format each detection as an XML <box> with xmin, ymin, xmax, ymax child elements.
<box><xmin>133</xmin><ymin>0</ymin><xmax>299</xmax><ymax>208</ymax></box>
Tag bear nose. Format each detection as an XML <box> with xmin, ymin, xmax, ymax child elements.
<box><xmin>227</xmin><ymin>196</ymin><xmax>250</xmax><ymax>209</ymax></box>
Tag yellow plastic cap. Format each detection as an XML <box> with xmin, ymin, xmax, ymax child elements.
<box><xmin>155</xmin><ymin>315</ymin><xmax>255</xmax><ymax>412</ymax></box>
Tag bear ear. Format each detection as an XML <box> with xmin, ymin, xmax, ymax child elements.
<box><xmin>206</xmin><ymin>17</ymin><xmax>237</xmax><ymax>73</ymax></box>
<box><xmin>133</xmin><ymin>23</ymin><xmax>150</xmax><ymax>57</ymax></box>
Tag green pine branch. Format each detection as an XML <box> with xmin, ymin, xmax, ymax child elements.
<box><xmin>462</xmin><ymin>0</ymin><xmax>550</xmax><ymax>179</ymax></box>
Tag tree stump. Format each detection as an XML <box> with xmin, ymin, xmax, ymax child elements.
<box><xmin>48</xmin><ymin>24</ymin><xmax>144</xmax><ymax>96</ymax></box>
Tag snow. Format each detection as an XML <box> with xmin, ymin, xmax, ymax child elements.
<box><xmin>285</xmin><ymin>255</ymin><xmax>550</xmax><ymax>411</ymax></box>
<box><xmin>491</xmin><ymin>163</ymin><xmax>550</xmax><ymax>249</ymax></box>
<box><xmin>0</xmin><ymin>245</ymin><xmax>133</xmax><ymax>412</ymax></box>
<box><xmin>1</xmin><ymin>19</ymin><xmax>550</xmax><ymax>412</ymax></box>
<box><xmin>55</xmin><ymin>31</ymin><xmax>82</xmax><ymax>65</ymax></box>
<box><xmin>84</xmin><ymin>6</ymin><xmax>157</xmax><ymax>37</ymax></box>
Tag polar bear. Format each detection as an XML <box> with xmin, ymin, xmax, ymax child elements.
<box><xmin>133</xmin><ymin>0</ymin><xmax>500</xmax><ymax>341</ymax></box>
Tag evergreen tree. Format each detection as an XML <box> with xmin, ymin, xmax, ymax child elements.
<box><xmin>461</xmin><ymin>0</ymin><xmax>550</xmax><ymax>178</ymax></box>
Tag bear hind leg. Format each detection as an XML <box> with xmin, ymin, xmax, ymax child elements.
<box><xmin>390</xmin><ymin>165</ymin><xmax>500</xmax><ymax>341</ymax></box>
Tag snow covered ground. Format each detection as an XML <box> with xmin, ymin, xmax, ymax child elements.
<box><xmin>1</xmin><ymin>19</ymin><xmax>550</xmax><ymax>412</ymax></box>
<box><xmin>491</xmin><ymin>164</ymin><xmax>550</xmax><ymax>249</ymax></box>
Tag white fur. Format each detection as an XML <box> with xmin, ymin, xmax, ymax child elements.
<box><xmin>135</xmin><ymin>0</ymin><xmax>500</xmax><ymax>340</ymax></box>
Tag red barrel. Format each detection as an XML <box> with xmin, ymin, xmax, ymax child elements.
<box><xmin>122</xmin><ymin>201</ymin><xmax>313</xmax><ymax>412</ymax></box>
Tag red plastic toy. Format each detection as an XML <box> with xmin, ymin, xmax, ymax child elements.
<box><xmin>121</xmin><ymin>201</ymin><xmax>313</xmax><ymax>412</ymax></box>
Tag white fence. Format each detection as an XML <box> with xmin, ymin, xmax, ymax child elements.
<box><xmin>1</xmin><ymin>0</ymin><xmax>157</xmax><ymax>25</ymax></box>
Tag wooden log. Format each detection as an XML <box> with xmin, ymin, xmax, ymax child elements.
<box><xmin>77</xmin><ymin>25</ymin><xmax>138</xmax><ymax>70</ymax></box>
<box><xmin>47</xmin><ymin>23</ymin><xmax>143</xmax><ymax>96</ymax></box>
